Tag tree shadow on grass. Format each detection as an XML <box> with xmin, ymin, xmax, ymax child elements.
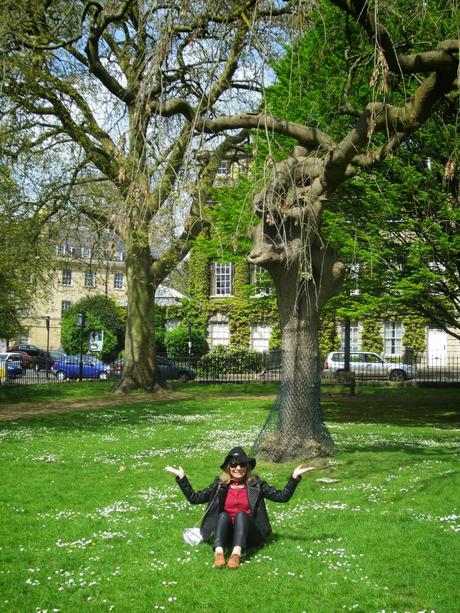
<box><xmin>322</xmin><ymin>389</ymin><xmax>460</xmax><ymax>429</ymax></box>
<box><xmin>0</xmin><ymin>396</ymin><xmax>222</xmax><ymax>433</ymax></box>
<box><xmin>329</xmin><ymin>444</ymin><xmax>458</xmax><ymax>458</ymax></box>
<box><xmin>1</xmin><ymin>386</ymin><xmax>459</xmax><ymax>437</ymax></box>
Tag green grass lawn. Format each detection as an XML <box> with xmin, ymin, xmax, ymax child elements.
<box><xmin>0</xmin><ymin>384</ymin><xmax>458</xmax><ymax>613</ymax></box>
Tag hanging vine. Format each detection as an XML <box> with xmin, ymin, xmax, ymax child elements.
<box><xmin>361</xmin><ymin>318</ymin><xmax>384</xmax><ymax>354</ymax></box>
<box><xmin>402</xmin><ymin>315</ymin><xmax>427</xmax><ymax>356</ymax></box>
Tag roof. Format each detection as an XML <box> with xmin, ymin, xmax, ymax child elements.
<box><xmin>155</xmin><ymin>285</ymin><xmax>186</xmax><ymax>305</ymax></box>
<box><xmin>116</xmin><ymin>285</ymin><xmax>185</xmax><ymax>307</ymax></box>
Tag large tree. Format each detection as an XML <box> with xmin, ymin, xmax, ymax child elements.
<box><xmin>323</xmin><ymin>125</ymin><xmax>460</xmax><ymax>342</ymax></box>
<box><xmin>247</xmin><ymin>0</ymin><xmax>458</xmax><ymax>459</ymax></box>
<box><xmin>348</xmin><ymin>127</ymin><xmax>459</xmax><ymax>340</ymax></box>
<box><xmin>0</xmin><ymin>0</ymin><xmax>297</xmax><ymax>390</ymax></box>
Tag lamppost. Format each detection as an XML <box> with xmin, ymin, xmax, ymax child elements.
<box><xmin>76</xmin><ymin>313</ymin><xmax>87</xmax><ymax>382</ymax></box>
<box><xmin>343</xmin><ymin>317</ymin><xmax>351</xmax><ymax>373</ymax></box>
<box><xmin>187</xmin><ymin>323</ymin><xmax>192</xmax><ymax>370</ymax></box>
<box><xmin>45</xmin><ymin>316</ymin><xmax>50</xmax><ymax>380</ymax></box>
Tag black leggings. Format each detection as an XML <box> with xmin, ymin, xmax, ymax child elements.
<box><xmin>213</xmin><ymin>511</ymin><xmax>263</xmax><ymax>550</ymax></box>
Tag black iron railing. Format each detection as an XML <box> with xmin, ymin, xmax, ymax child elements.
<box><xmin>1</xmin><ymin>353</ymin><xmax>460</xmax><ymax>386</ymax></box>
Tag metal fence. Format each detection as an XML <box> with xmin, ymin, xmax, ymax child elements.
<box><xmin>2</xmin><ymin>351</ymin><xmax>460</xmax><ymax>387</ymax></box>
<box><xmin>412</xmin><ymin>358</ymin><xmax>460</xmax><ymax>383</ymax></box>
<box><xmin>191</xmin><ymin>353</ymin><xmax>460</xmax><ymax>385</ymax></box>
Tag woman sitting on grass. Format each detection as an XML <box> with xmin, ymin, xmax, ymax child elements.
<box><xmin>165</xmin><ymin>446</ymin><xmax>314</xmax><ymax>569</ymax></box>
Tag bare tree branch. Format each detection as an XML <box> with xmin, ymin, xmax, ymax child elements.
<box><xmin>152</xmin><ymin>130</ymin><xmax>249</xmax><ymax>284</ymax></box>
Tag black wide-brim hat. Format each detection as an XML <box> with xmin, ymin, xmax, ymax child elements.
<box><xmin>220</xmin><ymin>446</ymin><xmax>256</xmax><ymax>471</ymax></box>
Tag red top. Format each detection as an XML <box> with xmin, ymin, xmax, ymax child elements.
<box><xmin>224</xmin><ymin>485</ymin><xmax>252</xmax><ymax>523</ymax></box>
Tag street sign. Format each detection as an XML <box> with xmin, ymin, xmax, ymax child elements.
<box><xmin>89</xmin><ymin>331</ymin><xmax>104</xmax><ymax>352</ymax></box>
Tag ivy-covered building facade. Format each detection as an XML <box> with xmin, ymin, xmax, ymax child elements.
<box><xmin>186</xmin><ymin>248</ymin><xmax>280</xmax><ymax>353</ymax></box>
<box><xmin>164</xmin><ymin>238</ymin><xmax>460</xmax><ymax>365</ymax></box>
<box><xmin>160</xmin><ymin>161</ymin><xmax>460</xmax><ymax>367</ymax></box>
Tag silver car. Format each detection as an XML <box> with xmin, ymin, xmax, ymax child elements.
<box><xmin>324</xmin><ymin>351</ymin><xmax>414</xmax><ymax>381</ymax></box>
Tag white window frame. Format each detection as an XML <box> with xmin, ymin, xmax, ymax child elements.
<box><xmin>61</xmin><ymin>300</ymin><xmax>72</xmax><ymax>314</ymax></box>
<box><xmin>208</xmin><ymin>322</ymin><xmax>230</xmax><ymax>348</ymax></box>
<box><xmin>339</xmin><ymin>321</ymin><xmax>359</xmax><ymax>352</ymax></box>
<box><xmin>216</xmin><ymin>161</ymin><xmax>230</xmax><ymax>176</ymax></box>
<box><xmin>384</xmin><ymin>320</ymin><xmax>402</xmax><ymax>356</ymax></box>
<box><xmin>250</xmin><ymin>324</ymin><xmax>272</xmax><ymax>352</ymax></box>
<box><xmin>113</xmin><ymin>272</ymin><xmax>124</xmax><ymax>290</ymax></box>
<box><xmin>62</xmin><ymin>269</ymin><xmax>72</xmax><ymax>286</ymax></box>
<box><xmin>56</xmin><ymin>244</ymin><xmax>74</xmax><ymax>256</ymax></box>
<box><xmin>84</xmin><ymin>270</ymin><xmax>96</xmax><ymax>287</ymax></box>
<box><xmin>213</xmin><ymin>263</ymin><xmax>233</xmax><ymax>297</ymax></box>
<box><xmin>81</xmin><ymin>247</ymin><xmax>92</xmax><ymax>259</ymax></box>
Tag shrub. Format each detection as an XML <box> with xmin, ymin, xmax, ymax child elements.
<box><xmin>154</xmin><ymin>307</ymin><xmax>167</xmax><ymax>353</ymax></box>
<box><xmin>164</xmin><ymin>326</ymin><xmax>208</xmax><ymax>358</ymax></box>
<box><xmin>198</xmin><ymin>345</ymin><xmax>264</xmax><ymax>374</ymax></box>
<box><xmin>61</xmin><ymin>295</ymin><xmax>125</xmax><ymax>361</ymax></box>
<box><xmin>155</xmin><ymin>327</ymin><xmax>166</xmax><ymax>353</ymax></box>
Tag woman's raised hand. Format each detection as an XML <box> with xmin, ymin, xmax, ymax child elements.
<box><xmin>164</xmin><ymin>465</ymin><xmax>185</xmax><ymax>479</ymax></box>
<box><xmin>292</xmin><ymin>465</ymin><xmax>315</xmax><ymax>480</ymax></box>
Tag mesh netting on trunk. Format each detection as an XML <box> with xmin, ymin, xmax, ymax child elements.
<box><xmin>252</xmin><ymin>347</ymin><xmax>334</xmax><ymax>462</ymax></box>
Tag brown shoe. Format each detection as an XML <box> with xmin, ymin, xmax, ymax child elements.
<box><xmin>213</xmin><ymin>552</ymin><xmax>226</xmax><ymax>568</ymax></box>
<box><xmin>227</xmin><ymin>554</ymin><xmax>241</xmax><ymax>570</ymax></box>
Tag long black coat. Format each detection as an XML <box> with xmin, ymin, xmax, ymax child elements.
<box><xmin>176</xmin><ymin>474</ymin><xmax>300</xmax><ymax>541</ymax></box>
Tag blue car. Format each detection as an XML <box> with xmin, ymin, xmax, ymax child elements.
<box><xmin>0</xmin><ymin>353</ymin><xmax>25</xmax><ymax>380</ymax></box>
<box><xmin>51</xmin><ymin>355</ymin><xmax>112</xmax><ymax>381</ymax></box>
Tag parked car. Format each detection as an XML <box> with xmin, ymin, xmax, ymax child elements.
<box><xmin>6</xmin><ymin>349</ymin><xmax>31</xmax><ymax>369</ymax></box>
<box><xmin>157</xmin><ymin>355</ymin><xmax>196</xmax><ymax>381</ymax></box>
<box><xmin>323</xmin><ymin>351</ymin><xmax>414</xmax><ymax>381</ymax></box>
<box><xmin>113</xmin><ymin>356</ymin><xmax>196</xmax><ymax>381</ymax></box>
<box><xmin>51</xmin><ymin>355</ymin><xmax>112</xmax><ymax>381</ymax></box>
<box><xmin>7</xmin><ymin>344</ymin><xmax>43</xmax><ymax>368</ymax></box>
<box><xmin>34</xmin><ymin>350</ymin><xmax>67</xmax><ymax>372</ymax></box>
<box><xmin>7</xmin><ymin>344</ymin><xmax>42</xmax><ymax>358</ymax></box>
<box><xmin>0</xmin><ymin>352</ymin><xmax>25</xmax><ymax>380</ymax></box>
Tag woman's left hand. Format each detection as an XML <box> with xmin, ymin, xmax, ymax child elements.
<box><xmin>292</xmin><ymin>465</ymin><xmax>315</xmax><ymax>480</ymax></box>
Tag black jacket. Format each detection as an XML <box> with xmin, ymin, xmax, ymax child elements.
<box><xmin>176</xmin><ymin>474</ymin><xmax>300</xmax><ymax>541</ymax></box>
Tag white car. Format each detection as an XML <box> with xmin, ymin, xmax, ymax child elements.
<box><xmin>323</xmin><ymin>351</ymin><xmax>414</xmax><ymax>381</ymax></box>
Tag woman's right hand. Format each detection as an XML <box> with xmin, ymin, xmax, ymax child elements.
<box><xmin>164</xmin><ymin>465</ymin><xmax>185</xmax><ymax>480</ymax></box>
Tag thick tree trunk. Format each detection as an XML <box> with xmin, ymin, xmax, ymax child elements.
<box><xmin>254</xmin><ymin>263</ymin><xmax>334</xmax><ymax>461</ymax></box>
<box><xmin>249</xmin><ymin>152</ymin><xmax>345</xmax><ymax>459</ymax></box>
<box><xmin>114</xmin><ymin>224</ymin><xmax>160</xmax><ymax>393</ymax></box>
